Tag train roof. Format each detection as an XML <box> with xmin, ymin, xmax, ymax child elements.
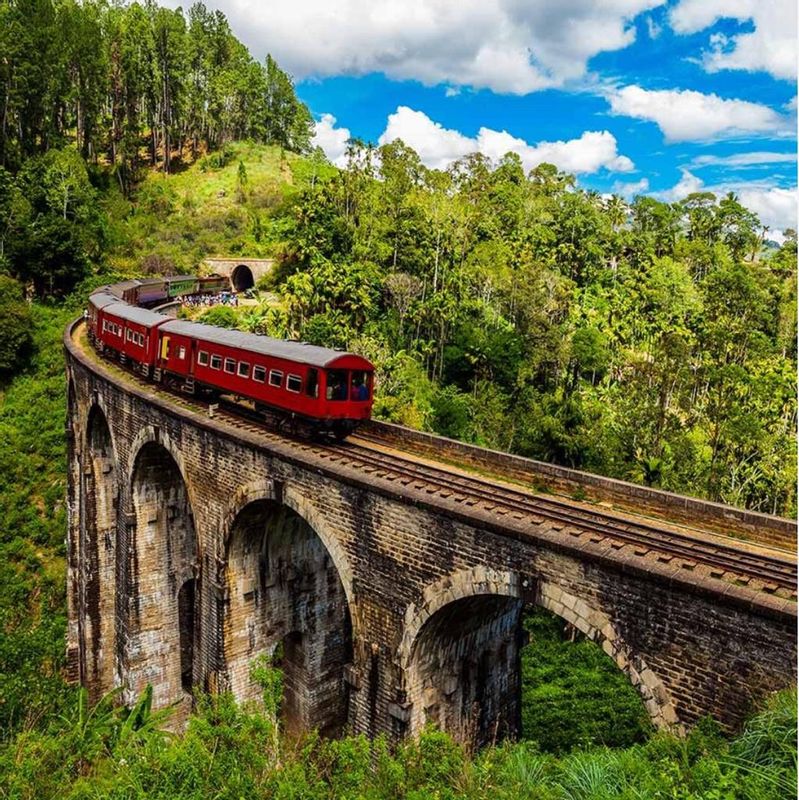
<box><xmin>160</xmin><ymin>319</ymin><xmax>373</xmax><ymax>369</ymax></box>
<box><xmin>88</xmin><ymin>291</ymin><xmax>121</xmax><ymax>310</ymax></box>
<box><xmin>105</xmin><ymin>280</ymin><xmax>140</xmax><ymax>298</ymax></box>
<box><xmin>165</xmin><ymin>274</ymin><xmax>197</xmax><ymax>283</ymax></box>
<box><xmin>104</xmin><ymin>302</ymin><xmax>170</xmax><ymax>329</ymax></box>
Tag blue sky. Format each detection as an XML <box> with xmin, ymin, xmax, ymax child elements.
<box><xmin>171</xmin><ymin>0</ymin><xmax>797</xmax><ymax>233</ymax></box>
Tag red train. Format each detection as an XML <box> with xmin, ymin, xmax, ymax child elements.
<box><xmin>87</xmin><ymin>281</ymin><xmax>374</xmax><ymax>438</ymax></box>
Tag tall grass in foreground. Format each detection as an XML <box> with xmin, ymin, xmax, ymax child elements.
<box><xmin>1</xmin><ymin>688</ymin><xmax>794</xmax><ymax>800</ymax></box>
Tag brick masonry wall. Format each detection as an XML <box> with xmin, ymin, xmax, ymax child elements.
<box><xmin>65</xmin><ymin>325</ymin><xmax>797</xmax><ymax>747</ymax></box>
<box><xmin>363</xmin><ymin>421</ymin><xmax>796</xmax><ymax>551</ymax></box>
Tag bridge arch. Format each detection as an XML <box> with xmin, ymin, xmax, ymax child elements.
<box><xmin>399</xmin><ymin>567</ymin><xmax>524</xmax><ymax>744</ymax></box>
<box><xmin>222</xmin><ymin>483</ymin><xmax>354</xmax><ymax>736</ymax></box>
<box><xmin>536</xmin><ymin>582</ymin><xmax>679</xmax><ymax>730</ymax></box>
<box><xmin>125</xmin><ymin>438</ymin><xmax>199</xmax><ymax>712</ymax></box>
<box><xmin>80</xmin><ymin>404</ymin><xmax>120</xmax><ymax>698</ymax></box>
<box><xmin>221</xmin><ymin>481</ymin><xmax>356</xmax><ymax>610</ymax></box>
<box><xmin>231</xmin><ymin>263</ymin><xmax>254</xmax><ymax>291</ymax></box>
<box><xmin>398</xmin><ymin>568</ymin><xmax>679</xmax><ymax>745</ymax></box>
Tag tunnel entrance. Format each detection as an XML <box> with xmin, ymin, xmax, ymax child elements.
<box><xmin>129</xmin><ymin>442</ymin><xmax>198</xmax><ymax>709</ymax></box>
<box><xmin>231</xmin><ymin>264</ymin><xmax>254</xmax><ymax>292</ymax></box>
<box><xmin>81</xmin><ymin>405</ymin><xmax>118</xmax><ymax>698</ymax></box>
<box><xmin>225</xmin><ymin>500</ymin><xmax>352</xmax><ymax>737</ymax></box>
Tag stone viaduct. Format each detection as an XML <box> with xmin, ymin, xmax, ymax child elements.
<box><xmin>65</xmin><ymin>320</ymin><xmax>797</xmax><ymax>746</ymax></box>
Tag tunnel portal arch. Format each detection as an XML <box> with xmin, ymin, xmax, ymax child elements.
<box><xmin>231</xmin><ymin>264</ymin><xmax>255</xmax><ymax>291</ymax></box>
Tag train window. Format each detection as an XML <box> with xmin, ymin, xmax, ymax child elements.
<box><xmin>198</xmin><ymin>351</ymin><xmax>209</xmax><ymax>366</ymax></box>
<box><xmin>351</xmin><ymin>371</ymin><xmax>371</xmax><ymax>401</ymax></box>
<box><xmin>178</xmin><ymin>346</ymin><xmax>187</xmax><ymax>360</ymax></box>
<box><xmin>238</xmin><ymin>361</ymin><xmax>250</xmax><ymax>378</ymax></box>
<box><xmin>102</xmin><ymin>320</ymin><xmax>107</xmax><ymax>332</ymax></box>
<box><xmin>327</xmin><ymin>370</ymin><xmax>348</xmax><ymax>401</ymax></box>
<box><xmin>224</xmin><ymin>358</ymin><xmax>236</xmax><ymax>374</ymax></box>
<box><xmin>306</xmin><ymin>368</ymin><xmax>319</xmax><ymax>398</ymax></box>
<box><xmin>210</xmin><ymin>355</ymin><xmax>222</xmax><ymax>370</ymax></box>
<box><xmin>253</xmin><ymin>366</ymin><xmax>266</xmax><ymax>382</ymax></box>
<box><xmin>126</xmin><ymin>329</ymin><xmax>131</xmax><ymax>342</ymax></box>
<box><xmin>269</xmin><ymin>370</ymin><xmax>283</xmax><ymax>387</ymax></box>
<box><xmin>287</xmin><ymin>374</ymin><xmax>302</xmax><ymax>393</ymax></box>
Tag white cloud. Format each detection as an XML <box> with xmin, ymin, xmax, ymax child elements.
<box><xmin>645</xmin><ymin>15</ymin><xmax>662</xmax><ymax>39</ymax></box>
<box><xmin>606</xmin><ymin>85</ymin><xmax>792</xmax><ymax>141</ymax></box>
<box><xmin>689</xmin><ymin>151</ymin><xmax>798</xmax><ymax>169</ymax></box>
<box><xmin>163</xmin><ymin>0</ymin><xmax>664</xmax><ymax>94</ymax></box>
<box><xmin>377</xmin><ymin>106</ymin><xmax>635</xmax><ymax>174</ymax></box>
<box><xmin>659</xmin><ymin>169</ymin><xmax>705</xmax><ymax>201</ymax></box>
<box><xmin>312</xmin><ymin>114</ymin><xmax>351</xmax><ymax>166</ymax></box>
<box><xmin>613</xmin><ymin>177</ymin><xmax>650</xmax><ymax>197</ymax></box>
<box><xmin>378</xmin><ymin>107</ymin><xmax>474</xmax><ymax>170</ymax></box>
<box><xmin>670</xmin><ymin>0</ymin><xmax>797</xmax><ymax>80</ymax></box>
<box><xmin>737</xmin><ymin>187</ymin><xmax>798</xmax><ymax>235</ymax></box>
<box><xmin>657</xmin><ymin>171</ymin><xmax>798</xmax><ymax>236</ymax></box>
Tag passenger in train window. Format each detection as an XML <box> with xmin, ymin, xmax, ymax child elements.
<box><xmin>351</xmin><ymin>372</ymin><xmax>370</xmax><ymax>401</ymax></box>
<box><xmin>328</xmin><ymin>370</ymin><xmax>347</xmax><ymax>400</ymax></box>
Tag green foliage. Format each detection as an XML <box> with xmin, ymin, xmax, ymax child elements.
<box><xmin>520</xmin><ymin>610</ymin><xmax>652</xmax><ymax>753</ymax></box>
<box><xmin>0</xmin><ymin>275</ymin><xmax>33</xmax><ymax>377</ymax></box>
<box><xmin>0</xmin><ymin>0</ymin><xmax>313</xmax><ymax>179</ymax></box>
<box><xmin>0</xmin><ymin>687</ymin><xmax>794</xmax><ymax>799</ymax></box>
<box><xmin>0</xmin><ymin>303</ymin><xmax>76</xmax><ymax>736</ymax></box>
<box><xmin>197</xmin><ymin>304</ymin><xmax>239</xmax><ymax>329</ymax></box>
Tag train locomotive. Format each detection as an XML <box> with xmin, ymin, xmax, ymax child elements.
<box><xmin>86</xmin><ymin>277</ymin><xmax>374</xmax><ymax>439</ymax></box>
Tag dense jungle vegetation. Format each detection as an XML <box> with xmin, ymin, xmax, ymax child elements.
<box><xmin>0</xmin><ymin>0</ymin><xmax>796</xmax><ymax>796</ymax></box>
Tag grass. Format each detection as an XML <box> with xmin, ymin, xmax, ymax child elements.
<box><xmin>105</xmin><ymin>142</ymin><xmax>335</xmax><ymax>274</ymax></box>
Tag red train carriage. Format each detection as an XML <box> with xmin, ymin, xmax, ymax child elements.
<box><xmin>87</xmin><ymin>292</ymin><xmax>120</xmax><ymax>337</ymax></box>
<box><xmin>87</xmin><ymin>283</ymin><xmax>375</xmax><ymax>438</ymax></box>
<box><xmin>95</xmin><ymin>302</ymin><xmax>168</xmax><ymax>374</ymax></box>
<box><xmin>108</xmin><ymin>279</ymin><xmax>142</xmax><ymax>305</ymax></box>
<box><xmin>157</xmin><ymin>320</ymin><xmax>374</xmax><ymax>437</ymax></box>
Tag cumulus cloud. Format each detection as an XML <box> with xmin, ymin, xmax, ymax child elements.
<box><xmin>669</xmin><ymin>0</ymin><xmax>797</xmax><ymax>80</ymax></box>
<box><xmin>377</xmin><ymin>106</ymin><xmax>634</xmax><ymax>174</ymax></box>
<box><xmin>312</xmin><ymin>113</ymin><xmax>351</xmax><ymax>167</ymax></box>
<box><xmin>659</xmin><ymin>169</ymin><xmax>705</xmax><ymax>202</ymax></box>
<box><xmin>163</xmin><ymin>0</ymin><xmax>663</xmax><ymax>94</ymax></box>
<box><xmin>736</xmin><ymin>187</ymin><xmax>798</xmax><ymax>235</ymax></box>
<box><xmin>612</xmin><ymin>177</ymin><xmax>650</xmax><ymax>198</ymax></box>
<box><xmin>606</xmin><ymin>85</ymin><xmax>792</xmax><ymax>141</ymax></box>
<box><xmin>657</xmin><ymin>171</ymin><xmax>798</xmax><ymax>237</ymax></box>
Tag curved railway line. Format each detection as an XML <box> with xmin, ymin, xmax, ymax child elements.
<box><xmin>74</xmin><ymin>321</ymin><xmax>798</xmax><ymax>600</ymax></box>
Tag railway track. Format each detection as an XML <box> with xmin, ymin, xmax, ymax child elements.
<box><xmin>78</xmin><ymin>326</ymin><xmax>798</xmax><ymax>598</ymax></box>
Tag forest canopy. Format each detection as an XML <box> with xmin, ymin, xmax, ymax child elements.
<box><xmin>0</xmin><ymin>1</ymin><xmax>795</xmax><ymax>520</ymax></box>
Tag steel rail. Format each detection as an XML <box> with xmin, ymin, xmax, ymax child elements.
<box><xmin>81</xmin><ymin>330</ymin><xmax>797</xmax><ymax>595</ymax></box>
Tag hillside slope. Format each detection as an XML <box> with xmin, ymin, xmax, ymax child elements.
<box><xmin>106</xmin><ymin>142</ymin><xmax>333</xmax><ymax>274</ymax></box>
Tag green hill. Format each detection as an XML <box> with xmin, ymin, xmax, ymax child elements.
<box><xmin>105</xmin><ymin>142</ymin><xmax>334</xmax><ymax>275</ymax></box>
